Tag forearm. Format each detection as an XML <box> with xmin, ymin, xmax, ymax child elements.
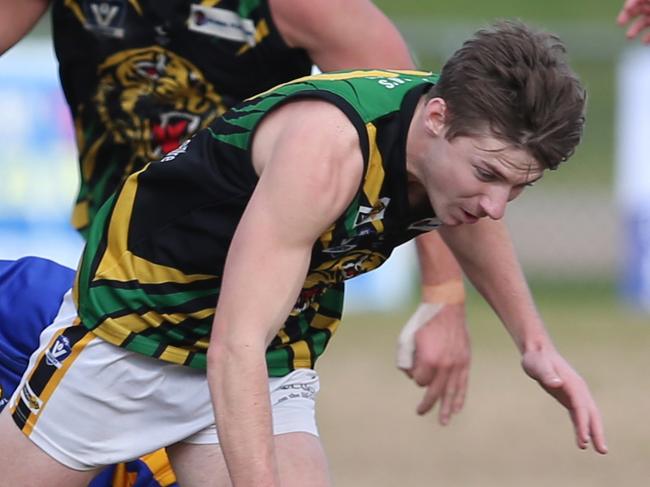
<box><xmin>0</xmin><ymin>0</ymin><xmax>50</xmax><ymax>55</ymax></box>
<box><xmin>415</xmin><ymin>231</ymin><xmax>464</xmax><ymax>297</ymax></box>
<box><xmin>208</xmin><ymin>343</ymin><xmax>279</xmax><ymax>487</ymax></box>
<box><xmin>439</xmin><ymin>219</ymin><xmax>551</xmax><ymax>353</ymax></box>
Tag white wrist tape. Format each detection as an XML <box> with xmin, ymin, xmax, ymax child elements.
<box><xmin>396</xmin><ymin>302</ymin><xmax>444</xmax><ymax>370</ymax></box>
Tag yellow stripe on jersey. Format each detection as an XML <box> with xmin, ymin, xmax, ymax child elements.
<box><xmin>289</xmin><ymin>310</ymin><xmax>339</xmax><ymax>369</ymax></box>
<box><xmin>71</xmin><ymin>200</ymin><xmax>90</xmax><ymax>233</ymax></box>
<box><xmin>310</xmin><ymin>313</ymin><xmax>340</xmax><ymax>332</ymax></box>
<box><xmin>79</xmin><ymin>128</ymin><xmax>106</xmax><ymax>183</ymax></box>
<box><xmin>200</xmin><ymin>0</ymin><xmax>221</xmax><ymax>7</ymax></box>
<box><xmin>127</xmin><ymin>0</ymin><xmax>143</xmax><ymax>16</ymax></box>
<box><xmin>94</xmin><ymin>168</ymin><xmax>215</xmax><ymax>286</ymax></box>
<box><xmin>317</xmin><ymin>124</ymin><xmax>386</xmax><ymax>247</ymax></box>
<box><xmin>94</xmin><ymin>308</ymin><xmax>214</xmax><ymax>347</ymax></box>
<box><xmin>63</xmin><ymin>0</ymin><xmax>86</xmax><ymax>24</ymax></box>
<box><xmin>277</xmin><ymin>328</ymin><xmax>292</xmax><ymax>345</ymax></box>
<box><xmin>363</xmin><ymin>122</ymin><xmax>386</xmax><ymax>233</ymax></box>
<box><xmin>248</xmin><ymin>69</ymin><xmax>431</xmax><ymax>101</ymax></box>
<box><xmin>158</xmin><ymin>347</ymin><xmax>191</xmax><ymax>364</ymax></box>
<box><xmin>290</xmin><ymin>340</ymin><xmax>312</xmax><ymax>369</ymax></box>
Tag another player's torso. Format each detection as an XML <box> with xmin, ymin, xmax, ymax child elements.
<box><xmin>52</xmin><ymin>0</ymin><xmax>312</xmax><ymax>233</ymax></box>
<box><xmin>75</xmin><ymin>70</ymin><xmax>441</xmax><ymax>375</ymax></box>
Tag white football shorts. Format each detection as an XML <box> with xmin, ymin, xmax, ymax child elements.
<box><xmin>9</xmin><ymin>291</ymin><xmax>320</xmax><ymax>470</ymax></box>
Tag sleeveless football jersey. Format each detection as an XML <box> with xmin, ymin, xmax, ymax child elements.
<box><xmin>75</xmin><ymin>69</ymin><xmax>442</xmax><ymax>376</ymax></box>
<box><xmin>51</xmin><ymin>0</ymin><xmax>311</xmax><ymax>235</ymax></box>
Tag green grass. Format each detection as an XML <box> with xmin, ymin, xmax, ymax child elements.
<box><xmin>324</xmin><ymin>276</ymin><xmax>650</xmax><ymax>487</ymax></box>
<box><xmin>463</xmin><ymin>276</ymin><xmax>650</xmax><ymax>347</ymax></box>
<box><xmin>348</xmin><ymin>276</ymin><xmax>646</xmax><ymax>347</ymax></box>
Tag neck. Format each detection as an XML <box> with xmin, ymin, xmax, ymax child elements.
<box><xmin>406</xmin><ymin>96</ymin><xmax>426</xmax><ymax>183</ymax></box>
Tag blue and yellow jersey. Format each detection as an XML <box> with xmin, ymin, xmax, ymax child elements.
<box><xmin>90</xmin><ymin>450</ymin><xmax>177</xmax><ymax>487</ymax></box>
<box><xmin>0</xmin><ymin>257</ymin><xmax>177</xmax><ymax>487</ymax></box>
<box><xmin>0</xmin><ymin>257</ymin><xmax>74</xmax><ymax>398</ymax></box>
<box><xmin>75</xmin><ymin>69</ymin><xmax>443</xmax><ymax>376</ymax></box>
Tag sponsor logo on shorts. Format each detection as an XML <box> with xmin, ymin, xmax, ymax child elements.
<box><xmin>20</xmin><ymin>383</ymin><xmax>42</xmax><ymax>415</ymax></box>
<box><xmin>45</xmin><ymin>335</ymin><xmax>72</xmax><ymax>369</ymax></box>
<box><xmin>276</xmin><ymin>381</ymin><xmax>317</xmax><ymax>404</ymax></box>
<box><xmin>0</xmin><ymin>383</ymin><xmax>8</xmax><ymax>409</ymax></box>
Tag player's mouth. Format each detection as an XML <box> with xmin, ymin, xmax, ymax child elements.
<box><xmin>461</xmin><ymin>208</ymin><xmax>479</xmax><ymax>224</ymax></box>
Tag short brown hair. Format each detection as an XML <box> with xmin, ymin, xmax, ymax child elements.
<box><xmin>430</xmin><ymin>20</ymin><xmax>586</xmax><ymax>170</ymax></box>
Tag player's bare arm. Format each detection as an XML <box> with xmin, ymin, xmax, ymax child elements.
<box><xmin>271</xmin><ymin>0</ymin><xmax>472</xmax><ymax>424</ymax></box>
<box><xmin>269</xmin><ymin>0</ymin><xmax>414</xmax><ymax>70</ymax></box>
<box><xmin>0</xmin><ymin>0</ymin><xmax>50</xmax><ymax>55</ymax></box>
<box><xmin>207</xmin><ymin>99</ymin><xmax>363</xmax><ymax>487</ymax></box>
<box><xmin>439</xmin><ymin>218</ymin><xmax>608</xmax><ymax>454</ymax></box>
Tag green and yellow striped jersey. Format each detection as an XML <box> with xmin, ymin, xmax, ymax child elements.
<box><xmin>74</xmin><ymin>69</ymin><xmax>442</xmax><ymax>376</ymax></box>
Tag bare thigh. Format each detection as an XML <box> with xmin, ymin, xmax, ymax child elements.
<box><xmin>0</xmin><ymin>409</ymin><xmax>98</xmax><ymax>487</ymax></box>
<box><xmin>167</xmin><ymin>432</ymin><xmax>331</xmax><ymax>487</ymax></box>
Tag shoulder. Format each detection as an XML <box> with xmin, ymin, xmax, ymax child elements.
<box><xmin>253</xmin><ymin>98</ymin><xmax>364</xmax><ymax>181</ymax></box>
<box><xmin>250</xmin><ymin>98</ymin><xmax>364</xmax><ymax>222</ymax></box>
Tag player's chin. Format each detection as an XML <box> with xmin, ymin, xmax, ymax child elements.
<box><xmin>437</xmin><ymin>210</ymin><xmax>463</xmax><ymax>227</ymax></box>
<box><xmin>439</xmin><ymin>216</ymin><xmax>463</xmax><ymax>227</ymax></box>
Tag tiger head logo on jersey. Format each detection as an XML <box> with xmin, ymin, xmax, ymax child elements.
<box><xmin>305</xmin><ymin>250</ymin><xmax>387</xmax><ymax>289</ymax></box>
<box><xmin>92</xmin><ymin>46</ymin><xmax>227</xmax><ymax>172</ymax></box>
<box><xmin>295</xmin><ymin>250</ymin><xmax>386</xmax><ymax>313</ymax></box>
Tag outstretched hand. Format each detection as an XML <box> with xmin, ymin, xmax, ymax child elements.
<box><xmin>521</xmin><ymin>347</ymin><xmax>608</xmax><ymax>454</ymax></box>
<box><xmin>618</xmin><ymin>0</ymin><xmax>650</xmax><ymax>43</ymax></box>
<box><xmin>398</xmin><ymin>302</ymin><xmax>471</xmax><ymax>425</ymax></box>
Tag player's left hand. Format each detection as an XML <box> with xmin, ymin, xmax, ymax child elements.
<box><xmin>521</xmin><ymin>346</ymin><xmax>608</xmax><ymax>454</ymax></box>
<box><xmin>398</xmin><ymin>302</ymin><xmax>471</xmax><ymax>425</ymax></box>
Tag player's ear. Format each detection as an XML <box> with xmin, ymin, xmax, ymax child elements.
<box><xmin>423</xmin><ymin>97</ymin><xmax>447</xmax><ymax>138</ymax></box>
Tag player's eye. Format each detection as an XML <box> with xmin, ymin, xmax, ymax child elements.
<box><xmin>474</xmin><ymin>166</ymin><xmax>496</xmax><ymax>182</ymax></box>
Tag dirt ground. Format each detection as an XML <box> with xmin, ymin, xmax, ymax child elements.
<box><xmin>315</xmin><ymin>294</ymin><xmax>650</xmax><ymax>487</ymax></box>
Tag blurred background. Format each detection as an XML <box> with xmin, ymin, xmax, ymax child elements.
<box><xmin>1</xmin><ymin>1</ymin><xmax>649</xmax><ymax>485</ymax></box>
